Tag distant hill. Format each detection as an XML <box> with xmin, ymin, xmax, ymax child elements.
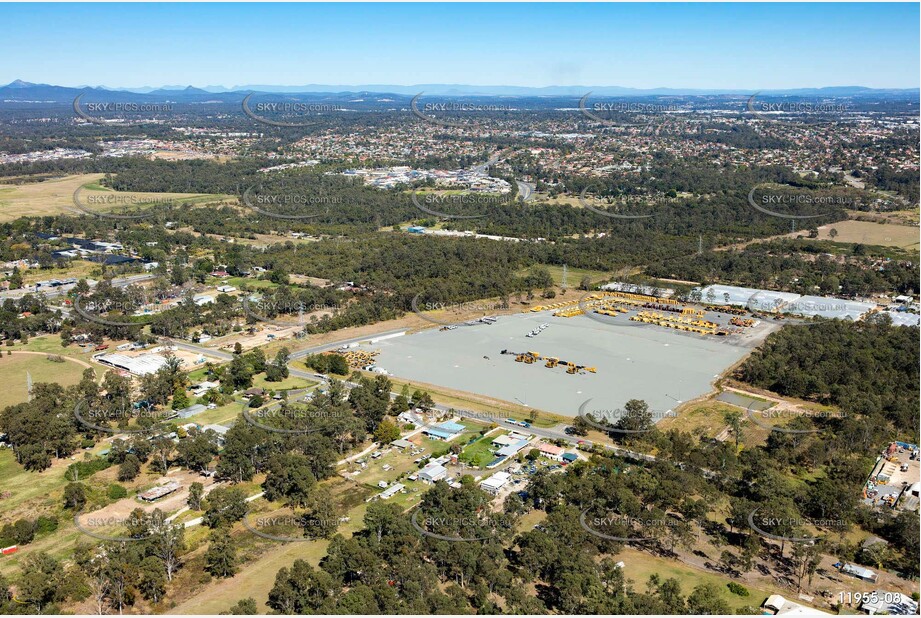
<box><xmin>1</xmin><ymin>79</ymin><xmax>917</xmax><ymax>104</ymax></box>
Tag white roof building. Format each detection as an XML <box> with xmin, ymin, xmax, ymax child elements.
<box><xmin>884</xmin><ymin>311</ymin><xmax>921</xmax><ymax>327</ymax></box>
<box><xmin>481</xmin><ymin>471</ymin><xmax>512</xmax><ymax>494</ymax></box>
<box><xmin>763</xmin><ymin>594</ymin><xmax>832</xmax><ymax>616</ymax></box>
<box><xmin>860</xmin><ymin>591</ymin><xmax>919</xmax><ymax>615</ymax></box>
<box><xmin>784</xmin><ymin>296</ymin><xmax>876</xmax><ymax>320</ymax></box>
<box><xmin>95</xmin><ymin>352</ymin><xmax>169</xmax><ymax>376</ymax></box>
<box><xmin>419</xmin><ymin>463</ymin><xmax>447</xmax><ymax>483</ymax></box>
<box><xmin>379</xmin><ymin>483</ymin><xmax>405</xmax><ymax>500</ymax></box>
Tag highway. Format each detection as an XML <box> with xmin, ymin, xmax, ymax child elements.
<box><xmin>516</xmin><ymin>181</ymin><xmax>535</xmax><ymax>202</ymax></box>
<box><xmin>0</xmin><ymin>273</ymin><xmax>157</xmax><ymax>301</ymax></box>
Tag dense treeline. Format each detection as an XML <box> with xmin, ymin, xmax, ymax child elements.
<box><xmin>738</xmin><ymin>319</ymin><xmax>920</xmax><ymax>436</ymax></box>
<box><xmin>647</xmin><ymin>239</ymin><xmax>920</xmax><ymax>296</ymax></box>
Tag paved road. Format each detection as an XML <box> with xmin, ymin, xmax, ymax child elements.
<box><xmin>470</xmin><ymin>153</ymin><xmax>502</xmax><ymax>174</ymax></box>
<box><xmin>516</xmin><ymin>181</ymin><xmax>535</xmax><ymax>202</ymax></box>
<box><xmin>0</xmin><ymin>273</ymin><xmax>156</xmax><ymax>301</ymax></box>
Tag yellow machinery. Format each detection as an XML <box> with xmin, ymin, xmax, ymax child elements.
<box><xmin>631</xmin><ymin>310</ymin><xmax>717</xmax><ymax>335</ymax></box>
<box><xmin>502</xmin><ymin>349</ymin><xmax>596</xmax><ymax>375</ymax></box>
<box><xmin>337</xmin><ymin>349</ymin><xmax>380</xmax><ymax>369</ymax></box>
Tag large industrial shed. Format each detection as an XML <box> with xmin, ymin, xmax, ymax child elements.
<box><xmin>95</xmin><ymin>352</ymin><xmax>169</xmax><ymax>376</ymax></box>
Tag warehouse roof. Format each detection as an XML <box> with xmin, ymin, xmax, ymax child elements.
<box><xmin>95</xmin><ymin>352</ymin><xmax>169</xmax><ymax>376</ymax></box>
<box><xmin>784</xmin><ymin>296</ymin><xmax>876</xmax><ymax>320</ymax></box>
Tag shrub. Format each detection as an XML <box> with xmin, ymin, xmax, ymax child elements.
<box><xmin>107</xmin><ymin>484</ymin><xmax>128</xmax><ymax>500</ymax></box>
<box><xmin>727</xmin><ymin>582</ymin><xmax>749</xmax><ymax>597</ymax></box>
<box><xmin>64</xmin><ymin>457</ymin><xmax>111</xmax><ymax>481</ymax></box>
<box><xmin>35</xmin><ymin>516</ymin><xmax>59</xmax><ymax>535</ymax></box>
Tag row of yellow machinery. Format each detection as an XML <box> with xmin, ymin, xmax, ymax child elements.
<box><xmin>500</xmin><ymin>349</ymin><xmax>597</xmax><ymax>375</ymax></box>
<box><xmin>337</xmin><ymin>349</ymin><xmax>380</xmax><ymax>370</ymax></box>
<box><xmin>527</xmin><ymin>292</ymin><xmax>615</xmax><ymax>317</ymax></box>
<box><xmin>730</xmin><ymin>317</ymin><xmax>756</xmax><ymax>327</ymax></box>
<box><xmin>630</xmin><ymin>310</ymin><xmax>723</xmax><ymax>335</ymax></box>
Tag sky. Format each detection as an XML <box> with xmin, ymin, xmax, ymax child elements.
<box><xmin>1</xmin><ymin>3</ymin><xmax>918</xmax><ymax>90</ymax></box>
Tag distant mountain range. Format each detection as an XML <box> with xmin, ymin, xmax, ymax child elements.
<box><xmin>1</xmin><ymin>79</ymin><xmax>917</xmax><ymax>103</ymax></box>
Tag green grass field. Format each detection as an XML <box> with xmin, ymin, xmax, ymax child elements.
<box><xmin>251</xmin><ymin>374</ymin><xmax>316</xmax><ymax>392</ymax></box>
<box><xmin>459</xmin><ymin>433</ymin><xmax>502</xmax><ymax>468</ymax></box>
<box><xmin>615</xmin><ymin>547</ymin><xmax>772</xmax><ymax>613</ymax></box>
<box><xmin>516</xmin><ymin>264</ymin><xmax>612</xmax><ymax>288</ymax></box>
<box><xmin>0</xmin><ymin>352</ymin><xmax>91</xmax><ymax>409</ymax></box>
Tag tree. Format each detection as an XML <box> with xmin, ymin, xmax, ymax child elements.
<box><xmin>204</xmin><ymin>487</ymin><xmax>248</xmax><ymax>528</ymax></box>
<box><xmin>118</xmin><ymin>454</ymin><xmax>142</xmax><ymax>481</ymax></box>
<box><xmin>147</xmin><ymin>512</ymin><xmax>186</xmax><ymax>582</ymax></box>
<box><xmin>686</xmin><ymin>582</ymin><xmax>730</xmax><ymax>614</ymax></box>
<box><xmin>138</xmin><ymin>556</ymin><xmax>166</xmax><ymax>603</ymax></box>
<box><xmin>222</xmin><ymin>598</ymin><xmax>258</xmax><ymax>614</ymax></box>
<box><xmin>265</xmin><ymin>348</ymin><xmax>290</xmax><ymax>382</ymax></box>
<box><xmin>150</xmin><ymin>437</ymin><xmax>173</xmax><ymax>473</ymax></box>
<box><xmin>177</xmin><ymin>430</ymin><xmax>218</xmax><ymax>472</ymax></box>
<box><xmin>64</xmin><ymin>482</ymin><xmax>87</xmax><ymax>510</ymax></box>
<box><xmin>228</xmin><ymin>354</ymin><xmax>253</xmax><ymax>390</ymax></box>
<box><xmin>618</xmin><ymin>399</ymin><xmax>653</xmax><ymax>433</ymax></box>
<box><xmin>791</xmin><ymin>542</ymin><xmax>822</xmax><ymax>593</ymax></box>
<box><xmin>262</xmin><ymin>454</ymin><xmax>317</xmax><ymax>508</ymax></box>
<box><xmin>171</xmin><ymin>386</ymin><xmax>190</xmax><ymax>411</ymax></box>
<box><xmin>723</xmin><ymin>410</ymin><xmax>743</xmax><ymax>449</ymax></box>
<box><xmin>205</xmin><ymin>529</ymin><xmax>238</xmax><ymax>578</ymax></box>
<box><xmin>373</xmin><ymin>418</ymin><xmax>400</xmax><ymax>444</ymax></box>
<box><xmin>99</xmin><ymin>542</ymin><xmax>138</xmax><ymax>614</ymax></box>
<box><xmin>569</xmin><ymin>416</ymin><xmax>589</xmax><ymax>437</ymax></box>
<box><xmin>188</xmin><ymin>482</ymin><xmax>204</xmax><ymax>511</ymax></box>
<box><xmin>8</xmin><ymin>267</ymin><xmax>23</xmax><ymax>290</ymax></box>
<box><xmin>16</xmin><ymin>552</ymin><xmax>66</xmax><ymax>612</ymax></box>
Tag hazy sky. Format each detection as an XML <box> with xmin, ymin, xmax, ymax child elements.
<box><xmin>2</xmin><ymin>3</ymin><xmax>918</xmax><ymax>89</ymax></box>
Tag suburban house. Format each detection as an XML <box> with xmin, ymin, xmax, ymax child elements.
<box><xmin>422</xmin><ymin>421</ymin><xmax>465</xmax><ymax>441</ymax></box>
<box><xmin>481</xmin><ymin>471</ymin><xmax>512</xmax><ymax>494</ymax></box>
<box><xmin>537</xmin><ymin>442</ymin><xmax>565</xmax><ymax>461</ymax></box>
<box><xmin>418</xmin><ymin>462</ymin><xmax>448</xmax><ymax>483</ymax></box>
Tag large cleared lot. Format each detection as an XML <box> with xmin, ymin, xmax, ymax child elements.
<box><xmin>359</xmin><ymin>308</ymin><xmax>780</xmax><ymax>417</ymax></box>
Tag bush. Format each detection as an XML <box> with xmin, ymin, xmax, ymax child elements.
<box><xmin>64</xmin><ymin>457</ymin><xmax>111</xmax><ymax>481</ymax></box>
<box><xmin>727</xmin><ymin>582</ymin><xmax>749</xmax><ymax>597</ymax></box>
<box><xmin>107</xmin><ymin>484</ymin><xmax>128</xmax><ymax>500</ymax></box>
<box><xmin>35</xmin><ymin>516</ymin><xmax>59</xmax><ymax>535</ymax></box>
